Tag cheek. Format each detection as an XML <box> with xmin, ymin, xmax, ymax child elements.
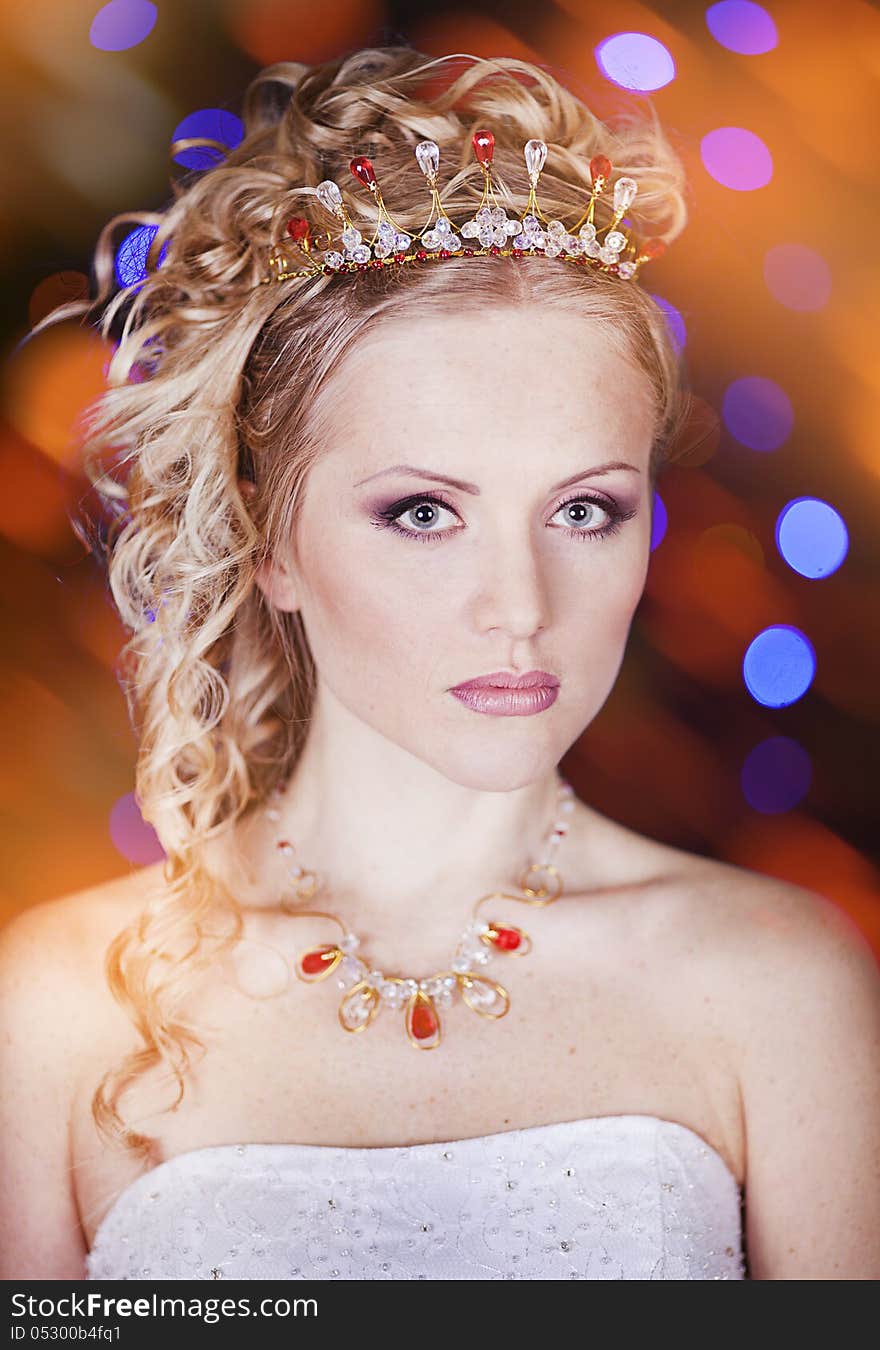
<box><xmin>295</xmin><ymin>530</ymin><xmax>432</xmax><ymax>680</ymax></box>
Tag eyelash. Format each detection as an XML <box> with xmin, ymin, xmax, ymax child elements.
<box><xmin>371</xmin><ymin>491</ymin><xmax>636</xmax><ymax>544</ymax></box>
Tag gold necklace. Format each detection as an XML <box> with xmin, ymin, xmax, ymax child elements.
<box><xmin>263</xmin><ymin>778</ymin><xmax>575</xmax><ymax>1049</ymax></box>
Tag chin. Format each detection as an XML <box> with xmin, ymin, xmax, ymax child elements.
<box><xmin>415</xmin><ymin>741</ymin><xmax>563</xmax><ymax>794</ymax></box>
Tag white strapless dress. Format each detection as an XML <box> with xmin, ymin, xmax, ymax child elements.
<box><xmin>85</xmin><ymin>1114</ymin><xmax>746</xmax><ymax>1280</ymax></box>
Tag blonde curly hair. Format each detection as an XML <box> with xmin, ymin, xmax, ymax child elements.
<box><xmin>34</xmin><ymin>46</ymin><xmax>693</xmax><ymax>1161</ymax></box>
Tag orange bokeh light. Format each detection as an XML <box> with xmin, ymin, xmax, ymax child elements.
<box><xmin>1</xmin><ymin>321</ymin><xmax>112</xmax><ymax>469</ymax></box>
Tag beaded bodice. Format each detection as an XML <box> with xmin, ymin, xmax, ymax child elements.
<box><xmin>85</xmin><ymin>1114</ymin><xmax>746</xmax><ymax>1280</ymax></box>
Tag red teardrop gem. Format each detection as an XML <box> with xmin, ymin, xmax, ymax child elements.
<box><xmin>301</xmin><ymin>945</ymin><xmax>338</xmax><ymax>976</ymax></box>
<box><xmin>590</xmin><ymin>154</ymin><xmax>612</xmax><ymax>186</ymax></box>
<box><xmin>411</xmin><ymin>998</ymin><xmax>439</xmax><ymax>1040</ymax></box>
<box><xmin>641</xmin><ymin>238</ymin><xmax>666</xmax><ymax>260</ymax></box>
<box><xmin>286</xmin><ymin>216</ymin><xmax>311</xmax><ymax>243</ymax></box>
<box><xmin>491</xmin><ymin>925</ymin><xmax>522</xmax><ymax>951</ymax></box>
<box><xmin>472</xmin><ymin>129</ymin><xmax>495</xmax><ymax>166</ymax></box>
<box><xmin>349</xmin><ymin>156</ymin><xmax>376</xmax><ymax>189</ymax></box>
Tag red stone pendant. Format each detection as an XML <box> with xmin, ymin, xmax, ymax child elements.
<box><xmin>286</xmin><ymin>216</ymin><xmax>311</xmax><ymax>243</ymax></box>
<box><xmin>349</xmin><ymin>156</ymin><xmax>377</xmax><ymax>189</ymax></box>
<box><xmin>406</xmin><ymin>991</ymin><xmax>441</xmax><ymax>1048</ymax></box>
<box><xmin>589</xmin><ymin>154</ymin><xmax>612</xmax><ymax>187</ymax></box>
<box><xmin>472</xmin><ymin>129</ymin><xmax>495</xmax><ymax>166</ymax></box>
<box><xmin>298</xmin><ymin>943</ymin><xmax>342</xmax><ymax>980</ymax></box>
<box><xmin>485</xmin><ymin>924</ymin><xmax>522</xmax><ymax>951</ymax></box>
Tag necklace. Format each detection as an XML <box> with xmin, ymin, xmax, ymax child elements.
<box><xmin>263</xmin><ymin>777</ymin><xmax>575</xmax><ymax>1049</ymax></box>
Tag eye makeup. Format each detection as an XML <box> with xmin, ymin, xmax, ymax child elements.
<box><xmin>368</xmin><ymin>490</ymin><xmax>637</xmax><ymax>545</ymax></box>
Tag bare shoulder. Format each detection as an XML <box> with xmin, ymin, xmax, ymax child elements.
<box><xmin>657</xmin><ymin>849</ymin><xmax>880</xmax><ymax>1278</ymax></box>
<box><xmin>0</xmin><ymin>865</ymin><xmax>165</xmax><ymax>1277</ymax></box>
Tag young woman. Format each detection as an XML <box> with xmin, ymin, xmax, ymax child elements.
<box><xmin>1</xmin><ymin>47</ymin><xmax>877</xmax><ymax>1282</ymax></box>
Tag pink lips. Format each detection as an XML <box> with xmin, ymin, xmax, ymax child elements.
<box><xmin>450</xmin><ymin>669</ymin><xmax>560</xmax><ymax>717</ymax></box>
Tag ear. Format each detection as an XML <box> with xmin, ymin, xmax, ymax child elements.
<box><xmin>253</xmin><ymin>554</ymin><xmax>301</xmax><ymax>613</ymax></box>
<box><xmin>239</xmin><ymin>477</ymin><xmax>302</xmax><ymax>613</ymax></box>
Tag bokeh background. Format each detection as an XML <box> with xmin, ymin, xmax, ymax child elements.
<box><xmin>0</xmin><ymin>0</ymin><xmax>877</xmax><ymax>951</ymax></box>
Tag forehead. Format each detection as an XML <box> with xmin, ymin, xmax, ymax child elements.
<box><xmin>322</xmin><ymin>307</ymin><xmax>656</xmax><ymax>462</ymax></box>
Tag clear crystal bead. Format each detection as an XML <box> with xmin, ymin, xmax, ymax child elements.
<box><xmin>315</xmin><ymin>180</ymin><xmax>343</xmax><ymax>214</ymax></box>
<box><xmin>445</xmin><ymin>234</ymin><xmax>462</xmax><ymax>251</ymax></box>
<box><xmin>339</xmin><ymin>933</ymin><xmax>360</xmax><ymax>953</ymax></box>
<box><xmin>582</xmin><ymin>238</ymin><xmax>601</xmax><ymax>257</ymax></box>
<box><xmin>524</xmin><ymin>138</ymin><xmax>547</xmax><ymax>178</ymax></box>
<box><xmin>336</xmin><ymin>956</ymin><xmax>365</xmax><ymax>990</ymax></box>
<box><xmin>373</xmin><ymin>240</ymin><xmax>392</xmax><ymax>259</ymax></box>
<box><xmin>579</xmin><ymin>223</ymin><xmax>597</xmax><ymax>244</ymax></box>
<box><xmin>476</xmin><ymin>207</ymin><xmax>493</xmax><ymax>225</ymax></box>
<box><xmin>522</xmin><ymin>213</ymin><xmax>539</xmax><ymax>232</ymax></box>
<box><xmin>452</xmin><ymin>955</ymin><xmax>472</xmax><ymax>973</ymax></box>
<box><xmin>350</xmin><ymin>244</ymin><xmax>371</xmax><ymax>263</ymax></box>
<box><xmin>422</xmin><ymin>229</ymin><xmax>441</xmax><ymax>250</ymax></box>
<box><xmin>548</xmin><ymin>219</ymin><xmax>566</xmax><ymax>237</ymax></box>
<box><xmin>492</xmin><ymin>225</ymin><xmax>508</xmax><ymax>246</ymax></box>
<box><xmin>461</xmin><ymin>220</ymin><xmax>480</xmax><ymax>238</ymax></box>
<box><xmin>513</xmin><ymin>233</ymin><xmax>529</xmax><ymax>249</ymax></box>
<box><xmin>341</xmin><ymin>226</ymin><xmax>362</xmax><ymax>249</ymax></box>
<box><xmin>415</xmin><ymin>140</ymin><xmax>440</xmax><ymax>179</ymax></box>
<box><xmin>545</xmin><ymin>240</ymin><xmax>563</xmax><ymax>257</ymax></box>
<box><xmin>478</xmin><ymin>225</ymin><xmax>494</xmax><ymax>247</ymax></box>
<box><xmin>376</xmin><ymin>221</ymin><xmax>395</xmax><ymax>245</ymax></box>
<box><xmin>598</xmin><ymin>246</ymin><xmax>618</xmax><ymax>264</ymax></box>
<box><xmin>605</xmin><ymin>230</ymin><xmax>627</xmax><ymax>253</ymax></box>
<box><xmin>436</xmin><ymin>216</ymin><xmax>453</xmax><ymax>235</ymax></box>
<box><xmin>393</xmin><ymin>232</ymin><xmax>412</xmax><ymax>250</ymax></box>
<box><xmin>404</xmin><ymin>979</ymin><xmax>418</xmax><ymax>996</ymax></box>
<box><xmin>323</xmin><ymin>251</ymin><xmax>344</xmax><ymax>270</ymax></box>
<box><xmin>617</xmin><ymin>260</ymin><xmax>637</xmax><ymax>279</ymax></box>
<box><xmin>613</xmin><ymin>176</ymin><xmax>638</xmax><ymax>212</ymax></box>
<box><xmin>504</xmin><ymin>219</ymin><xmax>521</xmax><ymax>235</ymax></box>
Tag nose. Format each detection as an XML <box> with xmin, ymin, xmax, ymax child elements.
<box><xmin>471</xmin><ymin>526</ymin><xmax>552</xmax><ymax>638</ymax></box>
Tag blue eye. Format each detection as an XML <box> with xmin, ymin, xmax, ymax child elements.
<box><xmin>371</xmin><ymin>492</ymin><xmax>636</xmax><ymax>543</ymax></box>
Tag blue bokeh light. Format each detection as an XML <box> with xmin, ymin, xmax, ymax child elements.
<box><xmin>172</xmin><ymin>108</ymin><xmax>246</xmax><ymax>171</ymax></box>
<box><xmin>650</xmin><ymin>491</ymin><xmax>668</xmax><ymax>551</ymax></box>
<box><xmin>741</xmin><ymin>736</ymin><xmax>812</xmax><ymax>813</ymax></box>
<box><xmin>650</xmin><ymin>294</ymin><xmax>687</xmax><ymax>351</ymax></box>
<box><xmin>595</xmin><ymin>32</ymin><xmax>676</xmax><ymax>92</ymax></box>
<box><xmin>776</xmin><ymin>497</ymin><xmax>849</xmax><ymax>579</ymax></box>
<box><xmin>115</xmin><ymin>225</ymin><xmax>168</xmax><ymax>288</ymax></box>
<box><xmin>701</xmin><ymin>126</ymin><xmax>773</xmax><ymax>190</ymax></box>
<box><xmin>743</xmin><ymin>625</ymin><xmax>816</xmax><ymax>707</ymax></box>
<box><xmin>705</xmin><ymin>1</ymin><xmax>778</xmax><ymax>55</ymax></box>
<box><xmin>90</xmin><ymin>0</ymin><xmax>157</xmax><ymax>52</ymax></box>
<box><xmin>722</xmin><ymin>376</ymin><xmax>793</xmax><ymax>452</ymax></box>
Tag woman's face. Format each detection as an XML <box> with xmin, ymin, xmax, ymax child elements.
<box><xmin>257</xmin><ymin>306</ymin><xmax>658</xmax><ymax>790</ymax></box>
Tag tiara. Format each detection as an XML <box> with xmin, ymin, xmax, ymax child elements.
<box><xmin>262</xmin><ymin>130</ymin><xmax>666</xmax><ymax>287</ymax></box>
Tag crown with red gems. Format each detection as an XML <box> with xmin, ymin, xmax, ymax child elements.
<box><xmin>262</xmin><ymin>129</ymin><xmax>667</xmax><ymax>286</ymax></box>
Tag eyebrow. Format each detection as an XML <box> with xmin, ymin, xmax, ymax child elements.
<box><xmin>353</xmin><ymin>460</ymin><xmax>641</xmax><ymax>493</ymax></box>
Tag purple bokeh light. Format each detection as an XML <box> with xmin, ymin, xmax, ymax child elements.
<box><xmin>90</xmin><ymin>0</ymin><xmax>157</xmax><ymax>52</ymax></box>
<box><xmin>741</xmin><ymin>736</ymin><xmax>812</xmax><ymax>813</ymax></box>
<box><xmin>722</xmin><ymin>375</ymin><xmax>793</xmax><ymax>452</ymax></box>
<box><xmin>763</xmin><ymin>243</ymin><xmax>832</xmax><ymax>312</ymax></box>
<box><xmin>701</xmin><ymin>126</ymin><xmax>773</xmax><ymax>190</ymax></box>
<box><xmin>705</xmin><ymin>1</ymin><xmax>778</xmax><ymax>55</ymax></box>
<box><xmin>109</xmin><ymin>791</ymin><xmax>166</xmax><ymax>865</ymax></box>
